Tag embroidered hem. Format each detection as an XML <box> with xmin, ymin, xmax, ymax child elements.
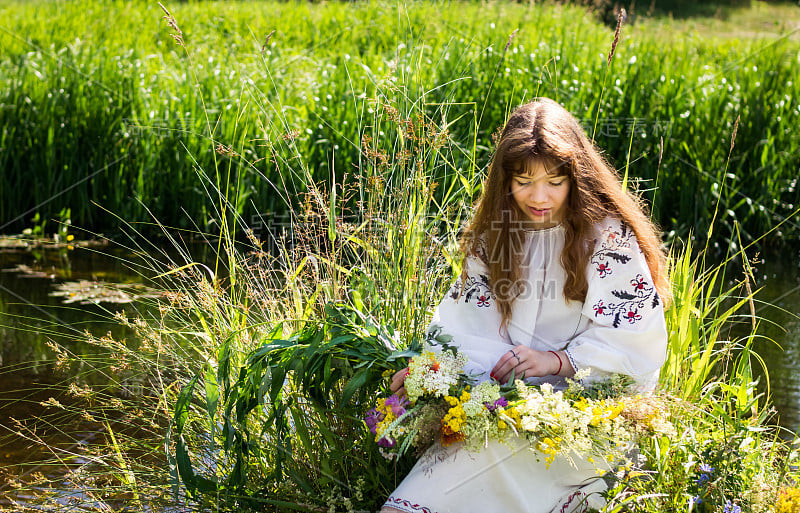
<box><xmin>563</xmin><ymin>347</ymin><xmax>580</xmax><ymax>378</ymax></box>
<box><xmin>554</xmin><ymin>490</ymin><xmax>589</xmax><ymax>513</ymax></box>
<box><xmin>383</xmin><ymin>496</ymin><xmax>437</xmax><ymax>513</ymax></box>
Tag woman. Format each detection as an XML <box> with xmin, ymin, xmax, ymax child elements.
<box><xmin>381</xmin><ymin>98</ymin><xmax>670</xmax><ymax>513</ymax></box>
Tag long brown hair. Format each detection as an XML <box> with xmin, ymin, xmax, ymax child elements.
<box><xmin>462</xmin><ymin>98</ymin><xmax>671</xmax><ymax>329</ymax></box>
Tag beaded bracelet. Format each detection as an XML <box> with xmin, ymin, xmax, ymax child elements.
<box><xmin>548</xmin><ymin>350</ymin><xmax>563</xmax><ymax>376</ymax></box>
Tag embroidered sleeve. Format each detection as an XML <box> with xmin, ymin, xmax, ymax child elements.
<box><xmin>564</xmin><ymin>219</ymin><xmax>667</xmax><ymax>389</ymax></box>
<box><xmin>425</xmin><ymin>253</ymin><xmax>513</xmax><ymax>379</ymax></box>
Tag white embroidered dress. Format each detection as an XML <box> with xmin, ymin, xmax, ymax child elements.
<box><xmin>383</xmin><ymin>217</ymin><xmax>668</xmax><ymax>513</ymax></box>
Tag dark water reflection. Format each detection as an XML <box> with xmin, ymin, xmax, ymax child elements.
<box><xmin>0</xmin><ymin>245</ymin><xmax>146</xmax><ymax>498</ymax></box>
<box><xmin>0</xmin><ymin>246</ymin><xmax>134</xmax><ymax>366</ymax></box>
<box><xmin>748</xmin><ymin>247</ymin><xmax>800</xmax><ymax>431</ymax></box>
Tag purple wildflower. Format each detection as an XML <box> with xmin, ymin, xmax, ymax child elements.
<box><xmin>698</xmin><ymin>463</ymin><xmax>714</xmax><ymax>474</ymax></box>
<box><xmin>695</xmin><ymin>462</ymin><xmax>714</xmax><ymax>486</ymax></box>
<box><xmin>385</xmin><ymin>394</ymin><xmax>409</xmax><ymax>417</ymax></box>
<box><xmin>364</xmin><ymin>408</ymin><xmax>382</xmax><ymax>434</ymax></box>
<box><xmin>485</xmin><ymin>397</ymin><xmax>509</xmax><ymax>411</ymax></box>
<box><xmin>723</xmin><ymin>501</ymin><xmax>741</xmax><ymax>513</ymax></box>
<box><xmin>377</xmin><ymin>436</ymin><xmax>396</xmax><ymax>448</ymax></box>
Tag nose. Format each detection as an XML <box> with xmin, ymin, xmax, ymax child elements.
<box><xmin>528</xmin><ymin>182</ymin><xmax>549</xmax><ymax>204</ymax></box>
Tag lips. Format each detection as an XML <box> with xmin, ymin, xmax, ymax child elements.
<box><xmin>528</xmin><ymin>206</ymin><xmax>551</xmax><ymax>217</ymax></box>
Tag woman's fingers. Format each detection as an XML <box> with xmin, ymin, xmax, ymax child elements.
<box><xmin>497</xmin><ymin>355</ymin><xmax>519</xmax><ymax>383</ymax></box>
<box><xmin>492</xmin><ymin>347</ymin><xmax>553</xmax><ymax>384</ymax></box>
<box><xmin>389</xmin><ymin>367</ymin><xmax>409</xmax><ymax>394</ymax></box>
<box><xmin>499</xmin><ymin>362</ymin><xmax>528</xmax><ymax>384</ymax></box>
<box><xmin>490</xmin><ymin>352</ymin><xmax>514</xmax><ymax>381</ymax></box>
<box><xmin>492</xmin><ymin>349</ymin><xmax>526</xmax><ymax>383</ymax></box>
<box><xmin>490</xmin><ymin>352</ymin><xmax>509</xmax><ymax>375</ymax></box>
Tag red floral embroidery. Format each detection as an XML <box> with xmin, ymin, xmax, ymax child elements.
<box><xmin>631</xmin><ymin>275</ymin><xmax>649</xmax><ymax>292</ymax></box>
<box><xmin>590</xmin><ymin>222</ymin><xmax>633</xmax><ymax>279</ymax></box>
<box><xmin>590</xmin><ymin>222</ymin><xmax>660</xmax><ymax>329</ymax></box>
<box><xmin>448</xmin><ymin>274</ymin><xmax>492</xmax><ymax>308</ymax></box>
<box><xmin>593</xmin><ymin>272</ymin><xmax>659</xmax><ymax>327</ymax></box>
<box><xmin>593</xmin><ymin>300</ymin><xmax>607</xmax><ymax>315</ymax></box>
<box><xmin>623</xmin><ymin>309</ymin><xmax>642</xmax><ymax>323</ymax></box>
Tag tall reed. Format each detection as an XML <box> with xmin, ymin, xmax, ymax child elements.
<box><xmin>1</xmin><ymin>0</ymin><xmax>798</xmax><ymax>248</ymax></box>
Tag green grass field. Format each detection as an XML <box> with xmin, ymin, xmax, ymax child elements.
<box><xmin>1</xmin><ymin>0</ymin><xmax>798</xmax><ymax>247</ymax></box>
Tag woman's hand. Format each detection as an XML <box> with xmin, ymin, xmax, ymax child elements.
<box><xmin>389</xmin><ymin>367</ymin><xmax>410</xmax><ymax>397</ymax></box>
<box><xmin>490</xmin><ymin>347</ymin><xmax>568</xmax><ymax>384</ymax></box>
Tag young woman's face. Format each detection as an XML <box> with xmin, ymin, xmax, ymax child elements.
<box><xmin>510</xmin><ymin>159</ymin><xmax>570</xmax><ymax>229</ymax></box>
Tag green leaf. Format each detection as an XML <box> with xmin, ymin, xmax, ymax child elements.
<box><xmin>174</xmin><ymin>375</ymin><xmax>199</xmax><ymax>435</ymax></box>
<box><xmin>329</xmin><ymin>334</ymin><xmax>358</xmax><ymax>347</ymax></box>
<box><xmin>458</xmin><ymin>173</ymin><xmax>471</xmax><ymax>194</ymax></box>
<box><xmin>205</xmin><ymin>364</ymin><xmax>220</xmax><ymax>422</ymax></box>
<box><xmin>217</xmin><ymin>337</ymin><xmax>232</xmax><ymax>401</ymax></box>
<box><xmin>258</xmin><ymin>365</ymin><xmax>273</xmax><ymax>406</ymax></box>
<box><xmin>323</xmin><ymin>354</ymin><xmax>333</xmax><ymax>391</ymax></box>
<box><xmin>285</xmin><ymin>467</ymin><xmax>316</xmax><ymax>494</ymax></box>
<box><xmin>388</xmin><ymin>349</ymin><xmax>418</xmax><ymax>361</ymax></box>
<box><xmin>289</xmin><ymin>406</ymin><xmax>316</xmax><ymax>462</ymax></box>
<box><xmin>175</xmin><ymin>436</ymin><xmax>196</xmax><ymax>494</ymax></box>
<box><xmin>204</xmin><ymin>364</ymin><xmax>219</xmax><ymax>449</ymax></box>
<box><xmin>269</xmin><ymin>366</ymin><xmax>287</xmax><ymax>406</ymax></box>
<box><xmin>341</xmin><ymin>368</ymin><xmax>370</xmax><ymax>405</ymax></box>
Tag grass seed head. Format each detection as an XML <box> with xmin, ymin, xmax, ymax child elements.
<box><xmin>215</xmin><ymin>143</ymin><xmax>238</xmax><ymax>157</ymax></box>
<box><xmin>505</xmin><ymin>28</ymin><xmax>519</xmax><ymax>52</ymax></box>
<box><xmin>158</xmin><ymin>2</ymin><xmax>184</xmax><ymax>48</ymax></box>
<box><xmin>607</xmin><ymin>8</ymin><xmax>626</xmax><ymax>67</ymax></box>
<box><xmin>261</xmin><ymin>29</ymin><xmax>276</xmax><ymax>57</ymax></box>
<box><xmin>728</xmin><ymin>114</ymin><xmax>740</xmax><ymax>160</ymax></box>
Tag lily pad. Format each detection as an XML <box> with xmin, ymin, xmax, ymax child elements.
<box><xmin>0</xmin><ymin>235</ymin><xmax>108</xmax><ymax>251</ymax></box>
<box><xmin>49</xmin><ymin>280</ymin><xmax>162</xmax><ymax>305</ymax></box>
<box><xmin>1</xmin><ymin>264</ymin><xmax>55</xmax><ymax>279</ymax></box>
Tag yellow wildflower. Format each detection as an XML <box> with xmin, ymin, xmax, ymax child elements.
<box><xmin>775</xmin><ymin>486</ymin><xmax>800</xmax><ymax>513</ymax></box>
